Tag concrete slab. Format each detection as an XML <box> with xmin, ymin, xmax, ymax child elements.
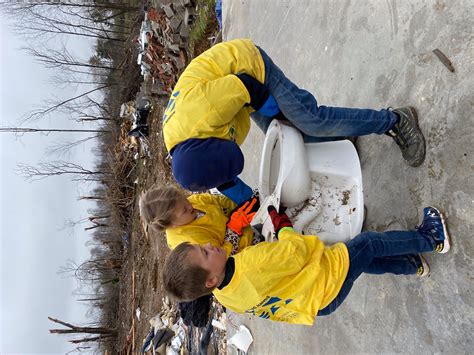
<box><xmin>223</xmin><ymin>1</ymin><xmax>473</xmax><ymax>353</ymax></box>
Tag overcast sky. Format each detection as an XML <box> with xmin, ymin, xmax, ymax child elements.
<box><xmin>1</xmin><ymin>16</ymin><xmax>100</xmax><ymax>354</ymax></box>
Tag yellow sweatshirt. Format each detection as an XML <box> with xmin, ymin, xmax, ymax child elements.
<box><xmin>213</xmin><ymin>228</ymin><xmax>349</xmax><ymax>325</ymax></box>
<box><xmin>165</xmin><ymin>193</ymin><xmax>254</xmax><ymax>256</ymax></box>
<box><xmin>162</xmin><ymin>39</ymin><xmax>265</xmax><ymax>151</ymax></box>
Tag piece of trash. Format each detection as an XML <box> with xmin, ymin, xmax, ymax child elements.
<box><xmin>167</xmin><ymin>319</ymin><xmax>186</xmax><ymax>355</ymax></box>
<box><xmin>153</xmin><ymin>328</ymin><xmax>175</xmax><ymax>349</ymax></box>
<box><xmin>141</xmin><ymin>327</ymin><xmax>155</xmax><ymax>354</ymax></box>
<box><xmin>199</xmin><ymin>320</ymin><xmax>214</xmax><ymax>354</ymax></box>
<box><xmin>122</xmin><ymin>233</ymin><xmax>130</xmax><ymax>247</ymax></box>
<box><xmin>228</xmin><ymin>325</ymin><xmax>253</xmax><ymax>353</ymax></box>
<box><xmin>432</xmin><ymin>48</ymin><xmax>455</xmax><ymax>73</ymax></box>
<box><xmin>149</xmin><ymin>313</ymin><xmax>164</xmax><ymax>329</ymax></box>
<box><xmin>136</xmin><ymin>307</ymin><xmax>141</xmax><ymax>320</ymax></box>
<box><xmin>211</xmin><ymin>319</ymin><xmax>226</xmax><ymax>331</ymax></box>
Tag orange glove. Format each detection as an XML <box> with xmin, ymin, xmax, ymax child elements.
<box><xmin>226</xmin><ymin>198</ymin><xmax>258</xmax><ymax>235</ymax></box>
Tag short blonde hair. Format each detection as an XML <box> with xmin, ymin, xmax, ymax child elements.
<box><xmin>139</xmin><ymin>184</ymin><xmax>183</xmax><ymax>233</ymax></box>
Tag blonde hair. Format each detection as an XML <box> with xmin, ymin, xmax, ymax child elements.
<box><xmin>139</xmin><ymin>184</ymin><xmax>183</xmax><ymax>233</ymax></box>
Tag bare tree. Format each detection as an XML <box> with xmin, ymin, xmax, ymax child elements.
<box><xmin>48</xmin><ymin>316</ymin><xmax>117</xmax><ymax>336</ymax></box>
<box><xmin>46</xmin><ymin>135</ymin><xmax>104</xmax><ymax>157</ymax></box>
<box><xmin>59</xmin><ymin>256</ymin><xmax>120</xmax><ymax>284</ymax></box>
<box><xmin>78</xmin><ymin>195</ymin><xmax>105</xmax><ymax>201</ymax></box>
<box><xmin>76</xmin><ymin>115</ymin><xmax>115</xmax><ymax>123</ymax></box>
<box><xmin>0</xmin><ymin>127</ymin><xmax>108</xmax><ymax>134</ymax></box>
<box><xmin>50</xmin><ymin>72</ymin><xmax>115</xmax><ymax>89</ymax></box>
<box><xmin>26</xmin><ymin>46</ymin><xmax>120</xmax><ymax>72</ymax></box>
<box><xmin>1</xmin><ymin>2</ymin><xmax>138</xmax><ymax>43</ymax></box>
<box><xmin>16</xmin><ymin>160</ymin><xmax>108</xmax><ymax>182</ymax></box>
<box><xmin>85</xmin><ymin>214</ymin><xmax>110</xmax><ymax>231</ymax></box>
<box><xmin>22</xmin><ymin>83</ymin><xmax>113</xmax><ymax>122</ymax></box>
<box><xmin>65</xmin><ymin>345</ymin><xmax>91</xmax><ymax>354</ymax></box>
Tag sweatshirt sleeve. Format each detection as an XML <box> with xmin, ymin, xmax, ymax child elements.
<box><xmin>213</xmin><ymin>194</ymin><xmax>237</xmax><ymax>217</ymax></box>
<box><xmin>192</xmin><ymin>193</ymin><xmax>237</xmax><ymax>217</ymax></box>
<box><xmin>235</xmin><ymin>73</ymin><xmax>270</xmax><ymax>110</ymax></box>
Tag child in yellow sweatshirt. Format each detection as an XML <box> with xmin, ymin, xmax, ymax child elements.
<box><xmin>139</xmin><ymin>184</ymin><xmax>260</xmax><ymax>256</ymax></box>
<box><xmin>162</xmin><ymin>205</ymin><xmax>450</xmax><ymax>325</ymax></box>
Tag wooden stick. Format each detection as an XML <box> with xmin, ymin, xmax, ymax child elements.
<box><xmin>432</xmin><ymin>48</ymin><xmax>455</xmax><ymax>73</ymax></box>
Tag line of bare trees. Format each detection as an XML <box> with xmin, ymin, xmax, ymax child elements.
<box><xmin>1</xmin><ymin>1</ymin><xmax>145</xmax><ymax>352</ymax></box>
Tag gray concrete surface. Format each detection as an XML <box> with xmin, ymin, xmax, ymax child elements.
<box><xmin>222</xmin><ymin>1</ymin><xmax>473</xmax><ymax>354</ymax></box>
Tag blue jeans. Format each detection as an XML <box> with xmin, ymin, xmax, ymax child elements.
<box><xmin>252</xmin><ymin>47</ymin><xmax>398</xmax><ymax>143</ymax></box>
<box><xmin>317</xmin><ymin>230</ymin><xmax>435</xmax><ymax>316</ymax></box>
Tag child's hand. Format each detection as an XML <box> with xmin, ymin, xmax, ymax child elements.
<box><xmin>226</xmin><ymin>198</ymin><xmax>258</xmax><ymax>235</ymax></box>
<box><xmin>267</xmin><ymin>205</ymin><xmax>293</xmax><ymax>235</ymax></box>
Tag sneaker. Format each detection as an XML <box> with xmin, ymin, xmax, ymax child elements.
<box><xmin>413</xmin><ymin>254</ymin><xmax>430</xmax><ymax>277</ymax></box>
<box><xmin>386</xmin><ymin>107</ymin><xmax>426</xmax><ymax>167</ymax></box>
<box><xmin>417</xmin><ymin>206</ymin><xmax>451</xmax><ymax>253</ymax></box>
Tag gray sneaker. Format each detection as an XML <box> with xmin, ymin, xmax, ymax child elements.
<box><xmin>386</xmin><ymin>107</ymin><xmax>426</xmax><ymax>167</ymax></box>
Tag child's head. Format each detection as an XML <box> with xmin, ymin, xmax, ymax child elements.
<box><xmin>139</xmin><ymin>184</ymin><xmax>197</xmax><ymax>233</ymax></box>
<box><xmin>162</xmin><ymin>242</ymin><xmax>227</xmax><ymax>301</ymax></box>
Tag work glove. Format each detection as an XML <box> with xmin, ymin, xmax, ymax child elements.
<box><xmin>226</xmin><ymin>197</ymin><xmax>258</xmax><ymax>236</ymax></box>
<box><xmin>267</xmin><ymin>205</ymin><xmax>293</xmax><ymax>236</ymax></box>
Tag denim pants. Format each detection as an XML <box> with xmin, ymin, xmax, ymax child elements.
<box><xmin>252</xmin><ymin>47</ymin><xmax>398</xmax><ymax>142</ymax></box>
<box><xmin>317</xmin><ymin>230</ymin><xmax>436</xmax><ymax>316</ymax></box>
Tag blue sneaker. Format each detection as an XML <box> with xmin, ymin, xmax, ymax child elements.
<box><xmin>413</xmin><ymin>254</ymin><xmax>430</xmax><ymax>277</ymax></box>
<box><xmin>417</xmin><ymin>206</ymin><xmax>451</xmax><ymax>253</ymax></box>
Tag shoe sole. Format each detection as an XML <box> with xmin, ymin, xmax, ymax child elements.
<box><xmin>430</xmin><ymin>206</ymin><xmax>451</xmax><ymax>253</ymax></box>
<box><xmin>405</xmin><ymin>106</ymin><xmax>426</xmax><ymax>167</ymax></box>
<box><xmin>418</xmin><ymin>254</ymin><xmax>430</xmax><ymax>277</ymax></box>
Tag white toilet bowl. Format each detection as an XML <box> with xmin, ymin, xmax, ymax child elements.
<box><xmin>258</xmin><ymin>120</ymin><xmax>312</xmax><ymax>207</ymax></box>
<box><xmin>253</xmin><ymin>120</ymin><xmax>364</xmax><ymax>245</ymax></box>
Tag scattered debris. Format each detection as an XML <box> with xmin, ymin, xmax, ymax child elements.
<box><xmin>228</xmin><ymin>325</ymin><xmax>253</xmax><ymax>353</ymax></box>
<box><xmin>432</xmin><ymin>48</ymin><xmax>455</xmax><ymax>73</ymax></box>
<box><xmin>122</xmin><ymin>232</ymin><xmax>130</xmax><ymax>248</ymax></box>
<box><xmin>199</xmin><ymin>320</ymin><xmax>214</xmax><ymax>354</ymax></box>
<box><xmin>141</xmin><ymin>328</ymin><xmax>155</xmax><ymax>354</ymax></box>
<box><xmin>153</xmin><ymin>327</ymin><xmax>175</xmax><ymax>351</ymax></box>
<box><xmin>178</xmin><ymin>295</ymin><xmax>212</xmax><ymax>328</ymax></box>
<box><xmin>134</xmin><ymin>5</ymin><xmax>193</xmax><ymax>92</ymax></box>
<box><xmin>287</xmin><ymin>181</ymin><xmax>323</xmax><ymax>233</ymax></box>
<box><xmin>341</xmin><ymin>190</ymin><xmax>351</xmax><ymax>205</ymax></box>
<box><xmin>141</xmin><ymin>297</ymin><xmax>227</xmax><ymax>354</ymax></box>
<box><xmin>118</xmin><ymin>99</ymin><xmax>152</xmax><ymax>159</ymax></box>
<box><xmin>211</xmin><ymin>319</ymin><xmax>226</xmax><ymax>331</ymax></box>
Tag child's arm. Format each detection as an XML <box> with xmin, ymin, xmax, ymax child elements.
<box><xmin>223</xmin><ymin>228</ymin><xmax>240</xmax><ymax>256</ymax></box>
<box><xmin>213</xmin><ymin>194</ymin><xmax>237</xmax><ymax>217</ymax></box>
<box><xmin>193</xmin><ymin>193</ymin><xmax>237</xmax><ymax>217</ymax></box>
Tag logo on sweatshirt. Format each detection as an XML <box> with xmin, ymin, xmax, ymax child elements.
<box><xmin>163</xmin><ymin>90</ymin><xmax>180</xmax><ymax>124</ymax></box>
<box><xmin>228</xmin><ymin>125</ymin><xmax>236</xmax><ymax>141</ymax></box>
<box><xmin>245</xmin><ymin>296</ymin><xmax>293</xmax><ymax>320</ymax></box>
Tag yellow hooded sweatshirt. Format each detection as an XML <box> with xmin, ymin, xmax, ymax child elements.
<box><xmin>165</xmin><ymin>193</ymin><xmax>254</xmax><ymax>256</ymax></box>
<box><xmin>162</xmin><ymin>38</ymin><xmax>265</xmax><ymax>151</ymax></box>
<box><xmin>213</xmin><ymin>228</ymin><xmax>349</xmax><ymax>325</ymax></box>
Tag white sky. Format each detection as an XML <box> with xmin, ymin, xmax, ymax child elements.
<box><xmin>1</xmin><ymin>17</ymin><xmax>100</xmax><ymax>354</ymax></box>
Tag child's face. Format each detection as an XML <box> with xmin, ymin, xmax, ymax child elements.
<box><xmin>171</xmin><ymin>196</ymin><xmax>197</xmax><ymax>226</ymax></box>
<box><xmin>189</xmin><ymin>243</ymin><xmax>227</xmax><ymax>279</ymax></box>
